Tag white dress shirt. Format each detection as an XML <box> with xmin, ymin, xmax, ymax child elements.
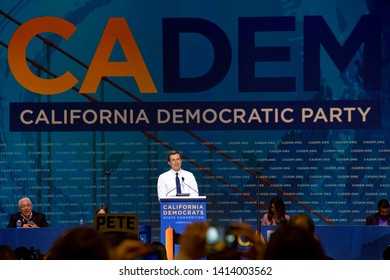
<box><xmin>157</xmin><ymin>169</ymin><xmax>199</xmax><ymax>199</ymax></box>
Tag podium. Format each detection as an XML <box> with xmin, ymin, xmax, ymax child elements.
<box><xmin>159</xmin><ymin>196</ymin><xmax>206</xmax><ymax>259</ymax></box>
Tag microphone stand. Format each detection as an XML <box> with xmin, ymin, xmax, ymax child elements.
<box><xmin>102</xmin><ymin>153</ymin><xmax>124</xmax><ymax>210</ymax></box>
<box><xmin>104</xmin><ymin>170</ymin><xmax>112</xmax><ymax>209</ymax></box>
<box><xmin>181</xmin><ymin>177</ymin><xmax>199</xmax><ymax>195</ymax></box>
<box><xmin>255</xmin><ymin>168</ymin><xmax>263</xmax><ymax>233</ymax></box>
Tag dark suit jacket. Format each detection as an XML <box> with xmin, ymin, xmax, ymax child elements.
<box><xmin>365</xmin><ymin>212</ymin><xmax>390</xmax><ymax>225</ymax></box>
<box><xmin>7</xmin><ymin>211</ymin><xmax>49</xmax><ymax>228</ymax></box>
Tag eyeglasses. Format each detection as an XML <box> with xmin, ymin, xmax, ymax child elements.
<box><xmin>20</xmin><ymin>204</ymin><xmax>32</xmax><ymax>209</ymax></box>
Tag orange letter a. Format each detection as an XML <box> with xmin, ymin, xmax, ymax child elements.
<box><xmin>80</xmin><ymin>18</ymin><xmax>157</xmax><ymax>94</ymax></box>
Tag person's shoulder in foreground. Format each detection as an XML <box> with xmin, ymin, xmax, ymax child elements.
<box><xmin>366</xmin><ymin>199</ymin><xmax>390</xmax><ymax>226</ymax></box>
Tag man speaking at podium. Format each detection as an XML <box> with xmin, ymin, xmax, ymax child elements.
<box><xmin>157</xmin><ymin>150</ymin><xmax>199</xmax><ymax>200</ymax></box>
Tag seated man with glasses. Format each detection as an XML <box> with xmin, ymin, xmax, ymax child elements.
<box><xmin>7</xmin><ymin>197</ymin><xmax>49</xmax><ymax>228</ymax></box>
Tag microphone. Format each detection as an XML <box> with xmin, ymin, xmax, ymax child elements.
<box><xmin>255</xmin><ymin>166</ymin><xmax>264</xmax><ymax>175</ymax></box>
<box><xmin>181</xmin><ymin>177</ymin><xmax>199</xmax><ymax>195</ymax></box>
<box><xmin>165</xmin><ymin>186</ymin><xmax>177</xmax><ymax>197</ymax></box>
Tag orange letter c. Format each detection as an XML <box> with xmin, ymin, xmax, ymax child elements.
<box><xmin>8</xmin><ymin>16</ymin><xmax>78</xmax><ymax>95</ymax></box>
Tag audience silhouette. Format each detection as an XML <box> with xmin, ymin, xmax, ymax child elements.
<box><xmin>45</xmin><ymin>227</ymin><xmax>111</xmax><ymax>260</ymax></box>
<box><xmin>263</xmin><ymin>224</ymin><xmax>326</xmax><ymax>260</ymax></box>
<box><xmin>0</xmin><ymin>245</ymin><xmax>16</xmax><ymax>260</ymax></box>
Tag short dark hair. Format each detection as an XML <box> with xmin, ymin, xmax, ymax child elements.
<box><xmin>0</xmin><ymin>245</ymin><xmax>16</xmax><ymax>260</ymax></box>
<box><xmin>45</xmin><ymin>227</ymin><xmax>111</xmax><ymax>260</ymax></box>
<box><xmin>167</xmin><ymin>150</ymin><xmax>182</xmax><ymax>162</ymax></box>
<box><xmin>263</xmin><ymin>225</ymin><xmax>325</xmax><ymax>260</ymax></box>
<box><xmin>289</xmin><ymin>213</ymin><xmax>315</xmax><ymax>234</ymax></box>
<box><xmin>378</xmin><ymin>199</ymin><xmax>389</xmax><ymax>210</ymax></box>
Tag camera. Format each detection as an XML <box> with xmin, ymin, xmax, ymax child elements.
<box><xmin>205</xmin><ymin>225</ymin><xmax>237</xmax><ymax>253</ymax></box>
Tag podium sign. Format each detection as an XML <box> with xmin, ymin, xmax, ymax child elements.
<box><xmin>95</xmin><ymin>213</ymin><xmax>138</xmax><ymax>233</ymax></box>
<box><xmin>160</xmin><ymin>196</ymin><xmax>206</xmax><ymax>259</ymax></box>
